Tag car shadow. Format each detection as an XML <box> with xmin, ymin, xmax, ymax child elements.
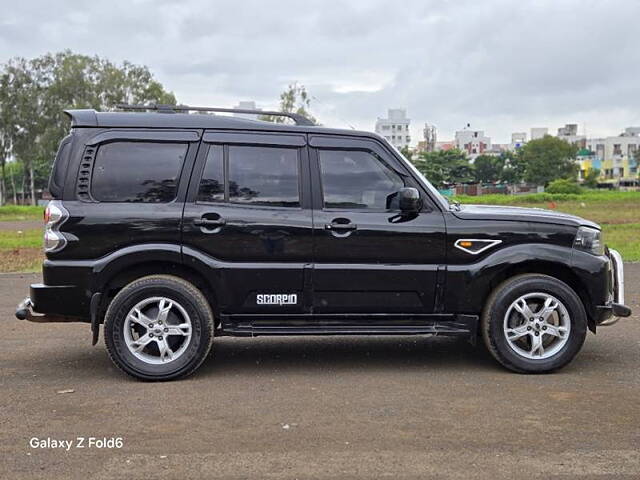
<box><xmin>14</xmin><ymin>334</ymin><xmax>504</xmax><ymax>382</ymax></box>
<box><xmin>195</xmin><ymin>335</ymin><xmax>501</xmax><ymax>377</ymax></box>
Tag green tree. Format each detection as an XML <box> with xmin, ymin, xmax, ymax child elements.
<box><xmin>473</xmin><ymin>154</ymin><xmax>503</xmax><ymax>184</ymax></box>
<box><xmin>399</xmin><ymin>146</ymin><xmax>413</xmax><ymax>161</ymax></box>
<box><xmin>412</xmin><ymin>149</ymin><xmax>471</xmax><ymax>186</ymax></box>
<box><xmin>260</xmin><ymin>82</ymin><xmax>316</xmax><ymax>124</ymax></box>
<box><xmin>0</xmin><ymin>51</ymin><xmax>176</xmax><ymax>204</ymax></box>
<box><xmin>519</xmin><ymin>136</ymin><xmax>578</xmax><ymax>186</ymax></box>
<box><xmin>499</xmin><ymin>151</ymin><xmax>525</xmax><ymax>184</ymax></box>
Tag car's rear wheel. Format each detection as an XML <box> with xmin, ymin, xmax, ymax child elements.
<box><xmin>481</xmin><ymin>274</ymin><xmax>587</xmax><ymax>373</ymax></box>
<box><xmin>104</xmin><ymin>275</ymin><xmax>214</xmax><ymax>381</ymax></box>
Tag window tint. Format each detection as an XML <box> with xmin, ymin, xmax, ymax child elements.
<box><xmin>197</xmin><ymin>145</ymin><xmax>224</xmax><ymax>202</ymax></box>
<box><xmin>50</xmin><ymin>137</ymin><xmax>71</xmax><ymax>196</ymax></box>
<box><xmin>91</xmin><ymin>142</ymin><xmax>187</xmax><ymax>203</ymax></box>
<box><xmin>318</xmin><ymin>150</ymin><xmax>404</xmax><ymax>209</ymax></box>
<box><xmin>228</xmin><ymin>146</ymin><xmax>299</xmax><ymax>207</ymax></box>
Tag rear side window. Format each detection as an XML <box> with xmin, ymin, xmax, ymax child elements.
<box><xmin>229</xmin><ymin>146</ymin><xmax>299</xmax><ymax>207</ymax></box>
<box><xmin>197</xmin><ymin>145</ymin><xmax>224</xmax><ymax>203</ymax></box>
<box><xmin>197</xmin><ymin>145</ymin><xmax>300</xmax><ymax>207</ymax></box>
<box><xmin>49</xmin><ymin>135</ymin><xmax>72</xmax><ymax>198</ymax></box>
<box><xmin>91</xmin><ymin>142</ymin><xmax>187</xmax><ymax>203</ymax></box>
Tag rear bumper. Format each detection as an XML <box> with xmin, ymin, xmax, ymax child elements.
<box><xmin>597</xmin><ymin>249</ymin><xmax>632</xmax><ymax>326</ymax></box>
<box><xmin>29</xmin><ymin>283</ymin><xmax>89</xmax><ymax>317</ymax></box>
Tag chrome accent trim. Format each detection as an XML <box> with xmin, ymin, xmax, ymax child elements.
<box><xmin>454</xmin><ymin>239</ymin><xmax>503</xmax><ymax>255</ymax></box>
<box><xmin>609</xmin><ymin>249</ymin><xmax>625</xmax><ymax>305</ymax></box>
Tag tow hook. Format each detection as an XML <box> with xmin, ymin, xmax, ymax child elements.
<box><xmin>15</xmin><ymin>297</ymin><xmax>80</xmax><ymax>323</ymax></box>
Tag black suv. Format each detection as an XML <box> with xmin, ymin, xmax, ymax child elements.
<box><xmin>15</xmin><ymin>105</ymin><xmax>631</xmax><ymax>381</ymax></box>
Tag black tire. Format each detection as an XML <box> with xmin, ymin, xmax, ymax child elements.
<box><xmin>104</xmin><ymin>275</ymin><xmax>214</xmax><ymax>381</ymax></box>
<box><xmin>481</xmin><ymin>274</ymin><xmax>587</xmax><ymax>373</ymax></box>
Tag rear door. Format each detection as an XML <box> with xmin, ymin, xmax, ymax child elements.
<box><xmin>309</xmin><ymin>135</ymin><xmax>446</xmax><ymax>314</ymax></box>
<box><xmin>182</xmin><ymin>131</ymin><xmax>313</xmax><ymax>315</ymax></box>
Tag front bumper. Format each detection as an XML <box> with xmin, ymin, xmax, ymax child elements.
<box><xmin>598</xmin><ymin>248</ymin><xmax>632</xmax><ymax>326</ymax></box>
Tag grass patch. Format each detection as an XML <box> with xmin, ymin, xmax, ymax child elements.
<box><xmin>0</xmin><ymin>205</ymin><xmax>44</xmax><ymax>222</ymax></box>
<box><xmin>0</xmin><ymin>229</ymin><xmax>43</xmax><ymax>249</ymax></box>
<box><xmin>602</xmin><ymin>223</ymin><xmax>640</xmax><ymax>261</ymax></box>
<box><xmin>454</xmin><ymin>190</ymin><xmax>640</xmax><ymax>261</ymax></box>
<box><xmin>452</xmin><ymin>190</ymin><xmax>640</xmax><ymax>205</ymax></box>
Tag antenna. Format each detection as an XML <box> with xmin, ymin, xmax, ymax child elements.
<box><xmin>115</xmin><ymin>104</ymin><xmax>316</xmax><ymax>126</ymax></box>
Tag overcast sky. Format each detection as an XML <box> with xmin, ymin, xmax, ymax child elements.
<box><xmin>1</xmin><ymin>0</ymin><xmax>639</xmax><ymax>144</ymax></box>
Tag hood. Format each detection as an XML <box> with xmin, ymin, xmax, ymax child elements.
<box><xmin>452</xmin><ymin>204</ymin><xmax>599</xmax><ymax>229</ymax></box>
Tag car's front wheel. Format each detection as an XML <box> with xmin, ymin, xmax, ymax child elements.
<box><xmin>104</xmin><ymin>275</ymin><xmax>214</xmax><ymax>381</ymax></box>
<box><xmin>482</xmin><ymin>274</ymin><xmax>587</xmax><ymax>373</ymax></box>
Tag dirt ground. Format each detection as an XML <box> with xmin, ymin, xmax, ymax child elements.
<box><xmin>1</xmin><ymin>266</ymin><xmax>639</xmax><ymax>479</ymax></box>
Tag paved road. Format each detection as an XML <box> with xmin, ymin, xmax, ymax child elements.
<box><xmin>1</xmin><ymin>267</ymin><xmax>639</xmax><ymax>479</ymax></box>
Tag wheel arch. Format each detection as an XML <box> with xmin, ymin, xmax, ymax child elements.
<box><xmin>488</xmin><ymin>260</ymin><xmax>594</xmax><ymax>332</ymax></box>
<box><xmin>93</xmin><ymin>248</ymin><xmax>220</xmax><ymax>327</ymax></box>
<box><xmin>446</xmin><ymin>243</ymin><xmax>597</xmax><ymax>333</ymax></box>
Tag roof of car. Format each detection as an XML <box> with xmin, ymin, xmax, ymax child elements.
<box><xmin>64</xmin><ymin>109</ymin><xmax>377</xmax><ymax>139</ymax></box>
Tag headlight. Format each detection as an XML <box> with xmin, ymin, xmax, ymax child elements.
<box><xmin>574</xmin><ymin>226</ymin><xmax>604</xmax><ymax>256</ymax></box>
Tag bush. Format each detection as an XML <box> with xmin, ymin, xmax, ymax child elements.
<box><xmin>545</xmin><ymin>179</ymin><xmax>583</xmax><ymax>194</ymax></box>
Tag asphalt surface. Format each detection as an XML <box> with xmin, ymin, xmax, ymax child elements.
<box><xmin>1</xmin><ymin>267</ymin><xmax>639</xmax><ymax>479</ymax></box>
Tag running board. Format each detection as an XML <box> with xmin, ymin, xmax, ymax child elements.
<box><xmin>220</xmin><ymin>314</ymin><xmax>479</xmax><ymax>341</ymax></box>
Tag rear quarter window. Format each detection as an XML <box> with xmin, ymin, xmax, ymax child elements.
<box><xmin>49</xmin><ymin>135</ymin><xmax>73</xmax><ymax>198</ymax></box>
<box><xmin>91</xmin><ymin>142</ymin><xmax>187</xmax><ymax>203</ymax></box>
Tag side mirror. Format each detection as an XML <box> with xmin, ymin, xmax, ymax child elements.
<box><xmin>398</xmin><ymin>187</ymin><xmax>421</xmax><ymax>213</ymax></box>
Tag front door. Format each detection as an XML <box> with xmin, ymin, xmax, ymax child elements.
<box><xmin>182</xmin><ymin>131</ymin><xmax>313</xmax><ymax>314</ymax></box>
<box><xmin>309</xmin><ymin>135</ymin><xmax>446</xmax><ymax>314</ymax></box>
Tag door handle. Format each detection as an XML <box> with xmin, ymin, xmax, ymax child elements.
<box><xmin>325</xmin><ymin>223</ymin><xmax>357</xmax><ymax>231</ymax></box>
<box><xmin>194</xmin><ymin>217</ymin><xmax>226</xmax><ymax>227</ymax></box>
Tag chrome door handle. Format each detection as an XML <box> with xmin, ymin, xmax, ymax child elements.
<box><xmin>325</xmin><ymin>223</ymin><xmax>357</xmax><ymax>231</ymax></box>
<box><xmin>194</xmin><ymin>218</ymin><xmax>226</xmax><ymax>227</ymax></box>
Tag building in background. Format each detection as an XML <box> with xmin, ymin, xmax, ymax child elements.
<box><xmin>557</xmin><ymin>123</ymin><xmax>586</xmax><ymax>148</ymax></box>
<box><xmin>422</xmin><ymin>123</ymin><xmax>437</xmax><ymax>152</ymax></box>
<box><xmin>586</xmin><ymin>127</ymin><xmax>640</xmax><ymax>181</ymax></box>
<box><xmin>435</xmin><ymin>140</ymin><xmax>456</xmax><ymax>151</ymax></box>
<box><xmin>375</xmin><ymin>109</ymin><xmax>411</xmax><ymax>149</ymax></box>
<box><xmin>454</xmin><ymin>127</ymin><xmax>491</xmax><ymax>158</ymax></box>
<box><xmin>575</xmin><ymin>148</ymin><xmax>601</xmax><ymax>181</ymax></box>
<box><xmin>510</xmin><ymin>132</ymin><xmax>527</xmax><ymax>151</ymax></box>
<box><xmin>233</xmin><ymin>101</ymin><xmax>261</xmax><ymax>119</ymax></box>
<box><xmin>531</xmin><ymin>127</ymin><xmax>548</xmax><ymax>140</ymax></box>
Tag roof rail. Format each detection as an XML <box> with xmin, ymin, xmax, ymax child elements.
<box><xmin>115</xmin><ymin>104</ymin><xmax>315</xmax><ymax>126</ymax></box>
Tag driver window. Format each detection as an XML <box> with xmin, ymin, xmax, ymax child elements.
<box><xmin>318</xmin><ymin>150</ymin><xmax>405</xmax><ymax>209</ymax></box>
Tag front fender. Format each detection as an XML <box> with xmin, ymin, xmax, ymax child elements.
<box><xmin>444</xmin><ymin>243</ymin><xmax>580</xmax><ymax>313</ymax></box>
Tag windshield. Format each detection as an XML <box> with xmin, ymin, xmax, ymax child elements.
<box><xmin>384</xmin><ymin>140</ymin><xmax>451</xmax><ymax>210</ymax></box>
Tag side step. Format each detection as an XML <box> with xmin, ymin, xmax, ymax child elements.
<box><xmin>220</xmin><ymin>314</ymin><xmax>479</xmax><ymax>341</ymax></box>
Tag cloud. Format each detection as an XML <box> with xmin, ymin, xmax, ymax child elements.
<box><xmin>1</xmin><ymin>0</ymin><xmax>639</xmax><ymax>142</ymax></box>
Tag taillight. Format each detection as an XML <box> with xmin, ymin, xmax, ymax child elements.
<box><xmin>43</xmin><ymin>200</ymin><xmax>68</xmax><ymax>253</ymax></box>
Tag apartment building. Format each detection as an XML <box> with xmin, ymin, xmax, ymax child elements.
<box><xmin>375</xmin><ymin>109</ymin><xmax>411</xmax><ymax>149</ymax></box>
<box><xmin>557</xmin><ymin>123</ymin><xmax>586</xmax><ymax>148</ymax></box>
<box><xmin>531</xmin><ymin>127</ymin><xmax>548</xmax><ymax>140</ymax></box>
<box><xmin>584</xmin><ymin>127</ymin><xmax>640</xmax><ymax>180</ymax></box>
<box><xmin>510</xmin><ymin>132</ymin><xmax>527</xmax><ymax>151</ymax></box>
<box><xmin>454</xmin><ymin>129</ymin><xmax>491</xmax><ymax>157</ymax></box>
